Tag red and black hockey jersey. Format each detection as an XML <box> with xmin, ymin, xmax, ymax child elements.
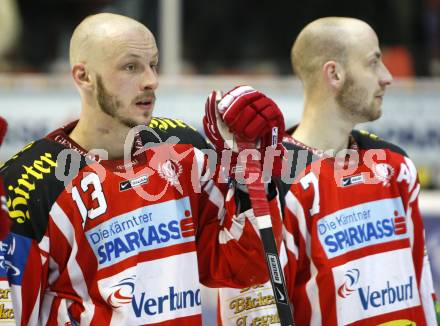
<box><xmin>218</xmin><ymin>129</ymin><xmax>439</xmax><ymax>326</ymax></box>
<box><xmin>0</xmin><ymin>118</ymin><xmax>272</xmax><ymax>325</ymax></box>
<box><xmin>281</xmin><ymin>130</ymin><xmax>438</xmax><ymax>325</ymax></box>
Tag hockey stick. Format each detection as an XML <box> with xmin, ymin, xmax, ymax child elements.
<box><xmin>236</xmin><ymin>139</ymin><xmax>295</xmax><ymax>326</ymax></box>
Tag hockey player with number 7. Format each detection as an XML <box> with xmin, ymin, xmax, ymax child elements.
<box><xmin>215</xmin><ymin>17</ymin><xmax>440</xmax><ymax>326</ymax></box>
<box><xmin>0</xmin><ymin>14</ymin><xmax>286</xmax><ymax>326</ymax></box>
<box><xmin>279</xmin><ymin>17</ymin><xmax>439</xmax><ymax>326</ymax></box>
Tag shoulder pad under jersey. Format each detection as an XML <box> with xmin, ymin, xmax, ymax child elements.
<box><xmin>0</xmin><ymin>139</ymin><xmax>88</xmax><ymax>240</ymax></box>
<box><xmin>352</xmin><ymin>129</ymin><xmax>407</xmax><ymax>157</ymax></box>
<box><xmin>145</xmin><ymin>117</ymin><xmax>210</xmax><ymax>150</ymax></box>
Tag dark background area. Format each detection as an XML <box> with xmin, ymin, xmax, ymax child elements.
<box><xmin>1</xmin><ymin>0</ymin><xmax>439</xmax><ymax>76</ymax></box>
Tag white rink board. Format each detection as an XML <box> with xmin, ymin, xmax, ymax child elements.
<box><xmin>0</xmin><ymin>75</ymin><xmax>439</xmax><ymax>167</ymax></box>
<box><xmin>0</xmin><ymin>74</ymin><xmax>439</xmax><ymax>325</ymax></box>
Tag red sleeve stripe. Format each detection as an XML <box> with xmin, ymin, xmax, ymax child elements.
<box><xmin>404</xmin><ymin>157</ymin><xmax>418</xmax><ymax>194</ymax></box>
<box><xmin>39</xmin><ymin>235</ymin><xmax>50</xmax><ymax>266</ymax></box>
<box><xmin>49</xmin><ymin>203</ymin><xmax>75</xmax><ymax>246</ymax></box>
<box><xmin>246</xmin><ymin>213</ymin><xmax>261</xmax><ymax>237</ymax></box>
<box><xmin>285</xmin><ymin>191</ymin><xmax>322</xmax><ymax>325</ymax></box>
<box><xmin>47</xmin><ymin>255</ymin><xmax>60</xmax><ymax>286</ymax></box>
<box><xmin>218</xmin><ymin>213</ymin><xmax>245</xmax><ymax>244</ymax></box>
<box><xmin>49</xmin><ymin>202</ymin><xmax>95</xmax><ymax>323</ymax></box>
<box><xmin>18</xmin><ymin>245</ymin><xmax>42</xmax><ymax>326</ymax></box>
<box><xmin>283</xmin><ymin>224</ymin><xmax>299</xmax><ymax>259</ymax></box>
<box><xmin>10</xmin><ymin>284</ymin><xmax>23</xmax><ymax>325</ymax></box>
<box><xmin>192</xmin><ymin>148</ymin><xmax>205</xmax><ymax>182</ymax></box>
<box><xmin>28</xmin><ymin>291</ymin><xmax>42</xmax><ymax>325</ymax></box>
<box><xmin>406</xmin><ymin>183</ymin><xmax>420</xmax><ymax>249</ymax></box>
<box><xmin>205</xmin><ymin>181</ymin><xmax>224</xmax><ymax>211</ymax></box>
<box><xmin>39</xmin><ymin>292</ymin><xmax>56</xmax><ymax>325</ymax></box>
<box><xmin>285</xmin><ymin>191</ymin><xmax>310</xmax><ymax>256</ymax></box>
<box><xmin>305</xmin><ymin>263</ymin><xmax>322</xmax><ymax>324</ymax></box>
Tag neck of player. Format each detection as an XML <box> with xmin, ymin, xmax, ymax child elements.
<box><xmin>292</xmin><ymin>101</ymin><xmax>355</xmax><ymax>154</ymax></box>
<box><xmin>69</xmin><ymin>108</ymin><xmax>133</xmax><ymax>160</ymax></box>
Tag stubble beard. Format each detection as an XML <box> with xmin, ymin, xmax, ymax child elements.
<box><xmin>336</xmin><ymin>74</ymin><xmax>381</xmax><ymax>123</ymax></box>
<box><xmin>96</xmin><ymin>75</ymin><xmax>141</xmax><ymax>129</ymax></box>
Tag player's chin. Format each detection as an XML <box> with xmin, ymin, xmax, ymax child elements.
<box><xmin>134</xmin><ymin>114</ymin><xmax>153</xmax><ymax>127</ymax></box>
<box><xmin>121</xmin><ymin>113</ymin><xmax>153</xmax><ymax>129</ymax></box>
<box><xmin>143</xmin><ymin>115</ymin><xmax>153</xmax><ymax>126</ymax></box>
<box><xmin>133</xmin><ymin>107</ymin><xmax>154</xmax><ymax>125</ymax></box>
<box><xmin>368</xmin><ymin>106</ymin><xmax>382</xmax><ymax>121</ymax></box>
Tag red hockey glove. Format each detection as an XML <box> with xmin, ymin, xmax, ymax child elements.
<box><xmin>203</xmin><ymin>86</ymin><xmax>286</xmax><ymax>178</ymax></box>
<box><xmin>218</xmin><ymin>86</ymin><xmax>285</xmax><ymax>143</ymax></box>
<box><xmin>203</xmin><ymin>90</ymin><xmax>226</xmax><ymax>151</ymax></box>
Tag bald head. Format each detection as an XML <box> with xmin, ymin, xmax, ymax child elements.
<box><xmin>69</xmin><ymin>13</ymin><xmax>154</xmax><ymax>67</ymax></box>
<box><xmin>291</xmin><ymin>17</ymin><xmax>376</xmax><ymax>85</ymax></box>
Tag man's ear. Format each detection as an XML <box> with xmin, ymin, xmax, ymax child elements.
<box><xmin>323</xmin><ymin>61</ymin><xmax>345</xmax><ymax>90</ymax></box>
<box><xmin>71</xmin><ymin>63</ymin><xmax>93</xmax><ymax>91</ymax></box>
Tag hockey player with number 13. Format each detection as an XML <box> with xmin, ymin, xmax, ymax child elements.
<box><xmin>0</xmin><ymin>13</ymin><xmax>284</xmax><ymax>326</ymax></box>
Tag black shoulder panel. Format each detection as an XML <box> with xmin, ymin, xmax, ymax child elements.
<box><xmin>0</xmin><ymin>139</ymin><xmax>88</xmax><ymax>241</ymax></box>
<box><xmin>351</xmin><ymin>130</ymin><xmax>407</xmax><ymax>157</ymax></box>
<box><xmin>144</xmin><ymin>117</ymin><xmax>210</xmax><ymax>150</ymax></box>
<box><xmin>274</xmin><ymin>141</ymin><xmax>317</xmax><ymax>206</ymax></box>
<box><xmin>282</xmin><ymin>141</ymin><xmax>317</xmax><ymax>182</ymax></box>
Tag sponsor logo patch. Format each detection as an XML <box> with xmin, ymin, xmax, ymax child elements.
<box><xmin>86</xmin><ymin>197</ymin><xmax>195</xmax><ymax>269</ymax></box>
<box><xmin>333</xmin><ymin>250</ymin><xmax>420</xmax><ymax>325</ymax></box>
<box><xmin>266</xmin><ymin>253</ymin><xmax>288</xmax><ymax>305</ymax></box>
<box><xmin>107</xmin><ymin>276</ymin><xmax>136</xmax><ymax>308</ymax></box>
<box><xmin>341</xmin><ymin>174</ymin><xmax>365</xmax><ymax>187</ymax></box>
<box><xmin>267</xmin><ymin>254</ymin><xmax>282</xmax><ymax>285</ymax></box>
<box><xmin>225</xmin><ymin>283</ymin><xmax>279</xmax><ymax>325</ymax></box>
<box><xmin>6</xmin><ymin>152</ymin><xmax>57</xmax><ymax>224</ymax></box>
<box><xmin>119</xmin><ymin>175</ymin><xmax>149</xmax><ymax>192</ymax></box>
<box><xmin>337</xmin><ymin>269</ymin><xmax>360</xmax><ymax>298</ymax></box>
<box><xmin>0</xmin><ymin>233</ymin><xmax>31</xmax><ymax>285</ymax></box>
<box><xmin>98</xmin><ymin>253</ymin><xmax>201</xmax><ymax>323</ymax></box>
<box><xmin>0</xmin><ymin>281</ymin><xmax>14</xmax><ymax>321</ymax></box>
<box><xmin>132</xmin><ymin>286</ymin><xmax>201</xmax><ymax>318</ymax></box>
<box><xmin>317</xmin><ymin>198</ymin><xmax>407</xmax><ymax>258</ymax></box>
